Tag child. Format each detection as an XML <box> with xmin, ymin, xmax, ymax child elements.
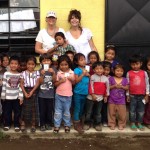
<box><xmin>1</xmin><ymin>56</ymin><xmax>23</xmax><ymax>131</ymax></box>
<box><xmin>38</xmin><ymin>54</ymin><xmax>56</xmax><ymax>131</ymax></box>
<box><xmin>126</xmin><ymin>54</ymin><xmax>149</xmax><ymax>131</ymax></box>
<box><xmin>84</xmin><ymin>62</ymin><xmax>109</xmax><ymax>131</ymax></box>
<box><xmin>53</xmin><ymin>55</ymin><xmax>75</xmax><ymax>133</ymax></box>
<box><xmin>20</xmin><ymin>56</ymin><xmax>40</xmax><ymax>133</ymax></box>
<box><xmin>104</xmin><ymin>45</ymin><xmax>119</xmax><ymax>71</ymax></box>
<box><xmin>18</xmin><ymin>57</ymin><xmax>27</xmax><ymax>73</ymax></box>
<box><xmin>108</xmin><ymin>64</ymin><xmax>128</xmax><ymax>130</ymax></box>
<box><xmin>73</xmin><ymin>53</ymin><xmax>90</xmax><ymax>133</ymax></box>
<box><xmin>143</xmin><ymin>56</ymin><xmax>150</xmax><ymax>129</ymax></box>
<box><xmin>101</xmin><ymin>61</ymin><xmax>112</xmax><ymax>126</ymax></box>
<box><xmin>65</xmin><ymin>50</ymin><xmax>75</xmax><ymax>70</ymax></box>
<box><xmin>52</xmin><ymin>54</ymin><xmax>59</xmax><ymax>70</ymax></box>
<box><xmin>52</xmin><ymin>32</ymin><xmax>76</xmax><ymax>56</ymax></box>
<box><xmin>87</xmin><ymin>51</ymin><xmax>100</xmax><ymax>76</ymax></box>
<box><xmin>0</xmin><ymin>55</ymin><xmax>7</xmax><ymax>125</ymax></box>
<box><xmin>2</xmin><ymin>53</ymin><xmax>10</xmax><ymax>71</ymax></box>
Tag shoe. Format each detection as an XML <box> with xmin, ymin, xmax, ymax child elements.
<box><xmin>53</xmin><ymin>127</ymin><xmax>59</xmax><ymax>133</ymax></box>
<box><xmin>95</xmin><ymin>124</ymin><xmax>102</xmax><ymax>131</ymax></box>
<box><xmin>130</xmin><ymin>124</ymin><xmax>137</xmax><ymax>131</ymax></box>
<box><xmin>65</xmin><ymin>126</ymin><xmax>70</xmax><ymax>133</ymax></box>
<box><xmin>74</xmin><ymin>121</ymin><xmax>84</xmax><ymax>133</ymax></box>
<box><xmin>40</xmin><ymin>125</ymin><xmax>46</xmax><ymax>131</ymax></box>
<box><xmin>20</xmin><ymin>124</ymin><xmax>26</xmax><ymax>133</ymax></box>
<box><xmin>30</xmin><ymin>127</ymin><xmax>36</xmax><ymax>133</ymax></box>
<box><xmin>146</xmin><ymin>124</ymin><xmax>150</xmax><ymax>129</ymax></box>
<box><xmin>137</xmin><ymin>124</ymin><xmax>145</xmax><ymax>131</ymax></box>
<box><xmin>103</xmin><ymin>123</ymin><xmax>108</xmax><ymax>127</ymax></box>
<box><xmin>83</xmin><ymin>124</ymin><xmax>90</xmax><ymax>130</ymax></box>
<box><xmin>14</xmin><ymin>127</ymin><xmax>20</xmax><ymax>132</ymax></box>
<box><xmin>45</xmin><ymin>124</ymin><xmax>52</xmax><ymax>130</ymax></box>
<box><xmin>3</xmin><ymin>126</ymin><xmax>10</xmax><ymax>131</ymax></box>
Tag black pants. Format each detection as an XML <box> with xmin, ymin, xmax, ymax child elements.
<box><xmin>101</xmin><ymin>101</ymin><xmax>108</xmax><ymax>123</ymax></box>
<box><xmin>38</xmin><ymin>97</ymin><xmax>54</xmax><ymax>126</ymax></box>
<box><xmin>4</xmin><ymin>99</ymin><xmax>20</xmax><ymax>127</ymax></box>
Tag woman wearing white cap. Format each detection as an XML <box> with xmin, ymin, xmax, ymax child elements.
<box><xmin>66</xmin><ymin>9</ymin><xmax>98</xmax><ymax>61</ymax></box>
<box><xmin>35</xmin><ymin>11</ymin><xmax>66</xmax><ymax>54</ymax></box>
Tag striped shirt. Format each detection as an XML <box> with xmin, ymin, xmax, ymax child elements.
<box><xmin>1</xmin><ymin>71</ymin><xmax>23</xmax><ymax>100</ymax></box>
<box><xmin>21</xmin><ymin>70</ymin><xmax>40</xmax><ymax>87</ymax></box>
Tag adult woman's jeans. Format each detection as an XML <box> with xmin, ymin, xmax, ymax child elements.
<box><xmin>54</xmin><ymin>94</ymin><xmax>72</xmax><ymax>127</ymax></box>
<box><xmin>129</xmin><ymin>95</ymin><xmax>145</xmax><ymax>123</ymax></box>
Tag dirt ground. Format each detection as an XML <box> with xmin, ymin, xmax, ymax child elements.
<box><xmin>0</xmin><ymin>135</ymin><xmax>150</xmax><ymax>150</ymax></box>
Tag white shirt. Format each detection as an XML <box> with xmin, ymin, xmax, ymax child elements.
<box><xmin>66</xmin><ymin>28</ymin><xmax>93</xmax><ymax>61</ymax></box>
<box><xmin>35</xmin><ymin>28</ymin><xmax>66</xmax><ymax>52</ymax></box>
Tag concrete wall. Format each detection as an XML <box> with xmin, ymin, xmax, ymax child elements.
<box><xmin>40</xmin><ymin>0</ymin><xmax>105</xmax><ymax>59</ymax></box>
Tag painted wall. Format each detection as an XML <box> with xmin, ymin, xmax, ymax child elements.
<box><xmin>40</xmin><ymin>0</ymin><xmax>105</xmax><ymax>59</ymax></box>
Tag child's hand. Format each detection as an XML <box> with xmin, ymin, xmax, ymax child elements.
<box><xmin>126</xmin><ymin>96</ymin><xmax>130</xmax><ymax>102</ymax></box>
<box><xmin>48</xmin><ymin>68</ymin><xmax>55</xmax><ymax>75</ymax></box>
<box><xmin>116</xmin><ymin>84</ymin><xmax>122</xmax><ymax>89</ymax></box>
<box><xmin>24</xmin><ymin>92</ymin><xmax>30</xmax><ymax>98</ymax></box>
<box><xmin>41</xmin><ymin>69</ymin><xmax>45</xmax><ymax>75</ymax></box>
<box><xmin>104</xmin><ymin>96</ymin><xmax>107</xmax><ymax>103</ymax></box>
<box><xmin>82</xmin><ymin>69</ymin><xmax>90</xmax><ymax>77</ymax></box>
<box><xmin>28</xmin><ymin>91</ymin><xmax>34</xmax><ymax>98</ymax></box>
<box><xmin>19</xmin><ymin>99</ymin><xmax>23</xmax><ymax>105</ymax></box>
<box><xmin>60</xmin><ymin>77</ymin><xmax>66</xmax><ymax>83</ymax></box>
<box><xmin>92</xmin><ymin>94</ymin><xmax>97</xmax><ymax>101</ymax></box>
<box><xmin>145</xmin><ymin>95</ymin><xmax>149</xmax><ymax>103</ymax></box>
<box><xmin>67</xmin><ymin>76</ymin><xmax>74</xmax><ymax>82</ymax></box>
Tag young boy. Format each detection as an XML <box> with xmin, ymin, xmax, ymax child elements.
<box><xmin>65</xmin><ymin>50</ymin><xmax>75</xmax><ymax>70</ymax></box>
<box><xmin>126</xmin><ymin>54</ymin><xmax>149</xmax><ymax>131</ymax></box>
<box><xmin>1</xmin><ymin>56</ymin><xmax>23</xmax><ymax>131</ymax></box>
<box><xmin>84</xmin><ymin>62</ymin><xmax>109</xmax><ymax>131</ymax></box>
<box><xmin>38</xmin><ymin>53</ymin><xmax>56</xmax><ymax>131</ymax></box>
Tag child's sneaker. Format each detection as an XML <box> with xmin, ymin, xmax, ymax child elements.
<box><xmin>95</xmin><ymin>124</ymin><xmax>102</xmax><ymax>131</ymax></box>
<box><xmin>40</xmin><ymin>125</ymin><xmax>46</xmax><ymax>131</ymax></box>
<box><xmin>45</xmin><ymin>124</ymin><xmax>52</xmax><ymax>130</ymax></box>
<box><xmin>3</xmin><ymin>126</ymin><xmax>10</xmax><ymax>131</ymax></box>
<box><xmin>137</xmin><ymin>124</ymin><xmax>145</xmax><ymax>131</ymax></box>
<box><xmin>83</xmin><ymin>124</ymin><xmax>90</xmax><ymax>130</ymax></box>
<box><xmin>130</xmin><ymin>124</ymin><xmax>137</xmax><ymax>131</ymax></box>
<box><xmin>103</xmin><ymin>122</ymin><xmax>108</xmax><ymax>127</ymax></box>
<box><xmin>14</xmin><ymin>127</ymin><xmax>20</xmax><ymax>132</ymax></box>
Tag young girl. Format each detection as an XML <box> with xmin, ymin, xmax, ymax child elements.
<box><xmin>54</xmin><ymin>55</ymin><xmax>75</xmax><ymax>133</ymax></box>
<box><xmin>101</xmin><ymin>61</ymin><xmax>112</xmax><ymax>127</ymax></box>
<box><xmin>87</xmin><ymin>51</ymin><xmax>100</xmax><ymax>75</ymax></box>
<box><xmin>84</xmin><ymin>62</ymin><xmax>109</xmax><ymax>131</ymax></box>
<box><xmin>143</xmin><ymin>56</ymin><xmax>150</xmax><ymax>129</ymax></box>
<box><xmin>108</xmin><ymin>64</ymin><xmax>128</xmax><ymax>130</ymax></box>
<box><xmin>20</xmin><ymin>56</ymin><xmax>40</xmax><ymax>133</ymax></box>
<box><xmin>73</xmin><ymin>53</ymin><xmax>90</xmax><ymax>133</ymax></box>
<box><xmin>51</xmin><ymin>32</ymin><xmax>76</xmax><ymax>56</ymax></box>
<box><xmin>105</xmin><ymin>45</ymin><xmax>119</xmax><ymax>71</ymax></box>
<box><xmin>2</xmin><ymin>53</ymin><xmax>10</xmax><ymax>71</ymax></box>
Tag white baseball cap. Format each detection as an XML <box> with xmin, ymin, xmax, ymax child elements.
<box><xmin>46</xmin><ymin>11</ymin><xmax>57</xmax><ymax>18</ymax></box>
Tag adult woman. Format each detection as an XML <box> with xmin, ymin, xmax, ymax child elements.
<box><xmin>66</xmin><ymin>9</ymin><xmax>98</xmax><ymax>61</ymax></box>
<box><xmin>35</xmin><ymin>11</ymin><xmax>66</xmax><ymax>55</ymax></box>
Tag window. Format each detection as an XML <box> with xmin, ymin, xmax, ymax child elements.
<box><xmin>0</xmin><ymin>0</ymin><xmax>40</xmax><ymax>56</ymax></box>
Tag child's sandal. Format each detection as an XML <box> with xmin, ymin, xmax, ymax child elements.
<box><xmin>53</xmin><ymin>127</ymin><xmax>59</xmax><ymax>133</ymax></box>
<box><xmin>65</xmin><ymin>126</ymin><xmax>70</xmax><ymax>133</ymax></box>
<box><xmin>21</xmin><ymin>124</ymin><xmax>26</xmax><ymax>133</ymax></box>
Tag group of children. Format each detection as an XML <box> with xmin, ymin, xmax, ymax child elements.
<box><xmin>0</xmin><ymin>43</ymin><xmax>150</xmax><ymax>134</ymax></box>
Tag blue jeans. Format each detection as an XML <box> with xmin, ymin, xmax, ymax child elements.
<box><xmin>84</xmin><ymin>99</ymin><xmax>103</xmax><ymax>125</ymax></box>
<box><xmin>73</xmin><ymin>93</ymin><xmax>87</xmax><ymax>121</ymax></box>
<box><xmin>129</xmin><ymin>95</ymin><xmax>145</xmax><ymax>123</ymax></box>
<box><xmin>54</xmin><ymin>94</ymin><xmax>72</xmax><ymax>127</ymax></box>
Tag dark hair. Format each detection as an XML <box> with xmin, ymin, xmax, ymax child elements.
<box><xmin>105</xmin><ymin>45</ymin><xmax>116</xmax><ymax>53</ymax></box>
<box><xmin>73</xmin><ymin>53</ymin><xmax>85</xmax><ymax>66</ymax></box>
<box><xmin>20</xmin><ymin>56</ymin><xmax>27</xmax><ymax>63</ymax></box>
<box><xmin>2</xmin><ymin>53</ymin><xmax>9</xmax><ymax>61</ymax></box>
<box><xmin>68</xmin><ymin>9</ymin><xmax>82</xmax><ymax>31</ymax></box>
<box><xmin>54</xmin><ymin>32</ymin><xmax>66</xmax><ymax>40</ymax></box>
<box><xmin>39</xmin><ymin>53</ymin><xmax>52</xmax><ymax>63</ymax></box>
<box><xmin>9</xmin><ymin>55</ymin><xmax>20</xmax><ymax>64</ymax></box>
<box><xmin>103</xmin><ymin>61</ymin><xmax>112</xmax><ymax>69</ymax></box>
<box><xmin>113</xmin><ymin>64</ymin><xmax>124</xmax><ymax>71</ymax></box>
<box><xmin>92</xmin><ymin>61</ymin><xmax>103</xmax><ymax>70</ymax></box>
<box><xmin>88</xmin><ymin>51</ymin><xmax>100</xmax><ymax>62</ymax></box>
<box><xmin>58</xmin><ymin>55</ymin><xmax>72</xmax><ymax>69</ymax></box>
<box><xmin>65</xmin><ymin>50</ymin><xmax>75</xmax><ymax>56</ymax></box>
<box><xmin>26</xmin><ymin>56</ymin><xmax>37</xmax><ymax>64</ymax></box>
<box><xmin>129</xmin><ymin>54</ymin><xmax>142</xmax><ymax>64</ymax></box>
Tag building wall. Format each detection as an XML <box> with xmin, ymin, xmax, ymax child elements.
<box><xmin>40</xmin><ymin>0</ymin><xmax>105</xmax><ymax>59</ymax></box>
